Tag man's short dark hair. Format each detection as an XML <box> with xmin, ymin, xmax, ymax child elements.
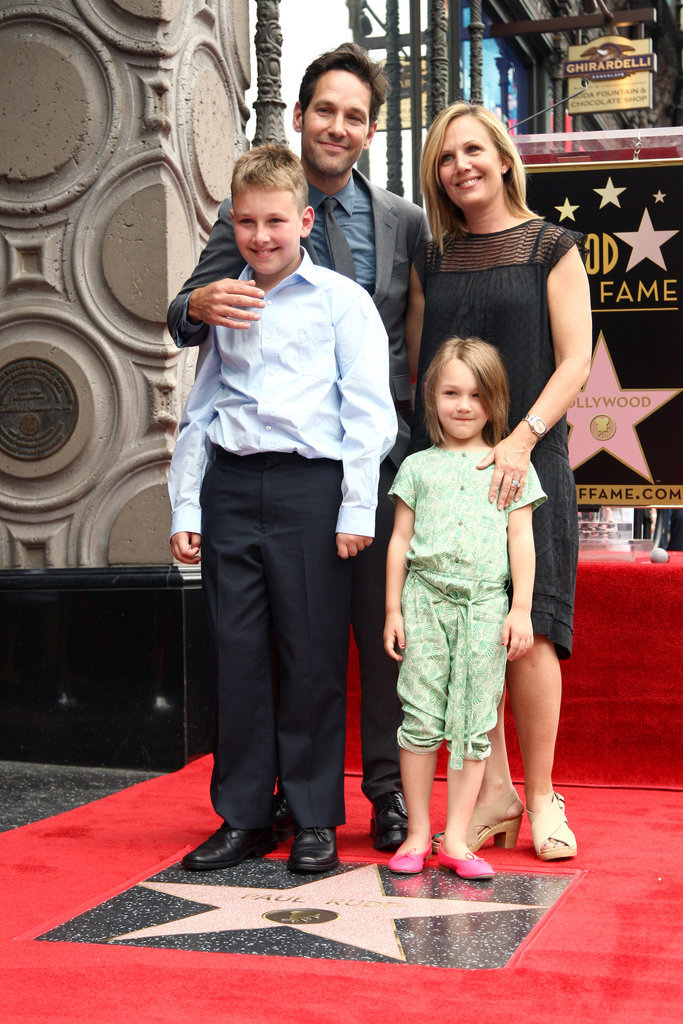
<box><xmin>298</xmin><ymin>42</ymin><xmax>389</xmax><ymax>125</ymax></box>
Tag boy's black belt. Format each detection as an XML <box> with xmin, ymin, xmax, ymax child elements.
<box><xmin>213</xmin><ymin>447</ymin><xmax>334</xmax><ymax>467</ymax></box>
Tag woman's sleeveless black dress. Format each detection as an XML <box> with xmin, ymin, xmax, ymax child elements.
<box><xmin>412</xmin><ymin>219</ymin><xmax>583</xmax><ymax>658</ymax></box>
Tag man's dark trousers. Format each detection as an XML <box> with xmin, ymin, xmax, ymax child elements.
<box><xmin>351</xmin><ymin>457</ymin><xmax>403</xmax><ymax>801</ymax></box>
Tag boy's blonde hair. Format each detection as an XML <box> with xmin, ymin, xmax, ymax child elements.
<box><xmin>420</xmin><ymin>102</ymin><xmax>539</xmax><ymax>249</ymax></box>
<box><xmin>423</xmin><ymin>337</ymin><xmax>510</xmax><ymax>448</ymax></box>
<box><xmin>231</xmin><ymin>144</ymin><xmax>309</xmax><ymax>212</ymax></box>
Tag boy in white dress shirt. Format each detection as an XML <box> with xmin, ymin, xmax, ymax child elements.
<box><xmin>169</xmin><ymin>145</ymin><xmax>396</xmax><ymax>873</ymax></box>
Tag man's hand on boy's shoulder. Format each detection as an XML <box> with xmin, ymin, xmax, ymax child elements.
<box><xmin>187</xmin><ymin>278</ymin><xmax>266</xmax><ymax>330</ymax></box>
<box><xmin>170</xmin><ymin>531</ymin><xmax>202</xmax><ymax>564</ymax></box>
<box><xmin>336</xmin><ymin>534</ymin><xmax>373</xmax><ymax>559</ymax></box>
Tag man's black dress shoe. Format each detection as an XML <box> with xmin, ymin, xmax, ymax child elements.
<box><xmin>287</xmin><ymin>827</ymin><xmax>339</xmax><ymax>873</ymax></box>
<box><xmin>273</xmin><ymin>789</ymin><xmax>294</xmax><ymax>841</ymax></box>
<box><xmin>182</xmin><ymin>823</ymin><xmax>277</xmax><ymax>870</ymax></box>
<box><xmin>370</xmin><ymin>791</ymin><xmax>408</xmax><ymax>851</ymax></box>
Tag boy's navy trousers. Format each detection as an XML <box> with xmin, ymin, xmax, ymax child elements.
<box><xmin>200</xmin><ymin>448</ymin><xmax>352</xmax><ymax>829</ymax></box>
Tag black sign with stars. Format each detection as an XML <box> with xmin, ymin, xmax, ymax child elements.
<box><xmin>527</xmin><ymin>160</ymin><xmax>682</xmax><ymax>507</ymax></box>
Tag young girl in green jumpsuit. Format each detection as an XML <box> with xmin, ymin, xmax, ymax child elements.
<box><xmin>383</xmin><ymin>337</ymin><xmax>546</xmax><ymax>879</ymax></box>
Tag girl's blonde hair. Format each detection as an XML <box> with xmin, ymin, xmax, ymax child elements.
<box><xmin>420</xmin><ymin>101</ymin><xmax>539</xmax><ymax>249</ymax></box>
<box><xmin>423</xmin><ymin>337</ymin><xmax>510</xmax><ymax>448</ymax></box>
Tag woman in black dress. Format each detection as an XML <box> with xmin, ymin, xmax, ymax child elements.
<box><xmin>406</xmin><ymin>102</ymin><xmax>592</xmax><ymax>859</ymax></box>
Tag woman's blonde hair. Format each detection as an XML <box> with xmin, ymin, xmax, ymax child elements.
<box><xmin>420</xmin><ymin>102</ymin><xmax>539</xmax><ymax>248</ymax></box>
<box><xmin>423</xmin><ymin>337</ymin><xmax>510</xmax><ymax>448</ymax></box>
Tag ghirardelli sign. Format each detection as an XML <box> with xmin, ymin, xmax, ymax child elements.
<box><xmin>563</xmin><ymin>36</ymin><xmax>655</xmax><ymax>114</ymax></box>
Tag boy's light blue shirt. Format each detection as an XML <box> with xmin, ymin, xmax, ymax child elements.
<box><xmin>168</xmin><ymin>249</ymin><xmax>397</xmax><ymax>539</ymax></box>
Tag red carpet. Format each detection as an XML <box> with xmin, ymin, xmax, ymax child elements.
<box><xmin>2</xmin><ymin>756</ymin><xmax>682</xmax><ymax>1024</ymax></box>
<box><xmin>3</xmin><ymin>555</ymin><xmax>682</xmax><ymax>1021</ymax></box>
<box><xmin>347</xmin><ymin>554</ymin><xmax>683</xmax><ymax>788</ymax></box>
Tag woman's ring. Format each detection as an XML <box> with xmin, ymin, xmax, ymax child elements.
<box><xmin>511</xmin><ymin>479</ymin><xmax>521</xmax><ymax>488</ymax></box>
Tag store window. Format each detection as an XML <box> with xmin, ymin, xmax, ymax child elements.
<box><xmin>460</xmin><ymin>2</ymin><xmax>529</xmax><ymax>126</ymax></box>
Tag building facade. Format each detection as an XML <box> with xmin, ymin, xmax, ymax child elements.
<box><xmin>0</xmin><ymin>0</ymin><xmax>251</xmax><ymax>570</ymax></box>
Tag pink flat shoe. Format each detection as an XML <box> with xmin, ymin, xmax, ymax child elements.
<box><xmin>388</xmin><ymin>845</ymin><xmax>432</xmax><ymax>874</ymax></box>
<box><xmin>438</xmin><ymin>846</ymin><xmax>494</xmax><ymax>879</ymax></box>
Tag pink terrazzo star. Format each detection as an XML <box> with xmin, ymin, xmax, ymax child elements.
<box><xmin>567</xmin><ymin>332</ymin><xmax>681</xmax><ymax>480</ymax></box>
<box><xmin>111</xmin><ymin>864</ymin><xmax>535</xmax><ymax>961</ymax></box>
<box><xmin>614</xmin><ymin>208</ymin><xmax>678</xmax><ymax>272</ymax></box>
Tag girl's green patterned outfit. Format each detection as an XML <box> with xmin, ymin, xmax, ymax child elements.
<box><xmin>389</xmin><ymin>447</ymin><xmax>546</xmax><ymax>771</ymax></box>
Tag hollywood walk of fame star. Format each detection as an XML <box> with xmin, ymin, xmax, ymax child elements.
<box><xmin>653</xmin><ymin>190</ymin><xmax>666</xmax><ymax>203</ymax></box>
<box><xmin>614</xmin><ymin>208</ymin><xmax>679</xmax><ymax>272</ymax></box>
<box><xmin>567</xmin><ymin>332</ymin><xmax>681</xmax><ymax>479</ymax></box>
<box><xmin>555</xmin><ymin>197</ymin><xmax>579</xmax><ymax>222</ymax></box>
<box><xmin>109</xmin><ymin>864</ymin><xmax>545</xmax><ymax>962</ymax></box>
<box><xmin>594</xmin><ymin>176</ymin><xmax>626</xmax><ymax>209</ymax></box>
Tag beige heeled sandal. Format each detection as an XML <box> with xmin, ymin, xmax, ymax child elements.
<box><xmin>431</xmin><ymin>789</ymin><xmax>523</xmax><ymax>855</ymax></box>
<box><xmin>527</xmin><ymin>792</ymin><xmax>577</xmax><ymax>861</ymax></box>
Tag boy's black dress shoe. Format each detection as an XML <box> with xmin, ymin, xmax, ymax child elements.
<box><xmin>287</xmin><ymin>827</ymin><xmax>339</xmax><ymax>873</ymax></box>
<box><xmin>370</xmin><ymin>791</ymin><xmax>408</xmax><ymax>851</ymax></box>
<box><xmin>182</xmin><ymin>823</ymin><xmax>277</xmax><ymax>870</ymax></box>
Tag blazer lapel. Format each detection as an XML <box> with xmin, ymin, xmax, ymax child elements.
<box><xmin>354</xmin><ymin>170</ymin><xmax>398</xmax><ymax>302</ymax></box>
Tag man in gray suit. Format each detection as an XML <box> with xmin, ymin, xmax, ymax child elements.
<box><xmin>168</xmin><ymin>42</ymin><xmax>429</xmax><ymax>860</ymax></box>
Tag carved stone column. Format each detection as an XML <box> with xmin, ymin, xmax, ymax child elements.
<box><xmin>551</xmin><ymin>34</ymin><xmax>567</xmax><ymax>132</ymax></box>
<box><xmin>252</xmin><ymin>0</ymin><xmax>287</xmax><ymax>145</ymax></box>
<box><xmin>496</xmin><ymin>55</ymin><xmax>511</xmax><ymax>124</ymax></box>
<box><xmin>0</xmin><ymin>1</ymin><xmax>251</xmax><ymax>568</ymax></box>
<box><xmin>468</xmin><ymin>0</ymin><xmax>484</xmax><ymax>105</ymax></box>
<box><xmin>427</xmin><ymin>0</ymin><xmax>449</xmax><ymax>123</ymax></box>
<box><xmin>385</xmin><ymin>0</ymin><xmax>404</xmax><ymax>197</ymax></box>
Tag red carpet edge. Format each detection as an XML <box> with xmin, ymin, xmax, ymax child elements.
<box><xmin>1</xmin><ymin>756</ymin><xmax>682</xmax><ymax>1024</ymax></box>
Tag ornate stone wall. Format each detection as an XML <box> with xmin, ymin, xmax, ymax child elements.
<box><xmin>0</xmin><ymin>1</ymin><xmax>250</xmax><ymax>567</ymax></box>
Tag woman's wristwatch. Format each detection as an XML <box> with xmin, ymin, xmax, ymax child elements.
<box><xmin>524</xmin><ymin>413</ymin><xmax>547</xmax><ymax>438</ymax></box>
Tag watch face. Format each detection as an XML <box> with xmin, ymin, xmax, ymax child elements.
<box><xmin>527</xmin><ymin>414</ymin><xmax>546</xmax><ymax>435</ymax></box>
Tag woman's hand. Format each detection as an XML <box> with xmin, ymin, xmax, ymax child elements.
<box><xmin>477</xmin><ymin>243</ymin><xmax>592</xmax><ymax>510</ymax></box>
<box><xmin>477</xmin><ymin>429</ymin><xmax>534</xmax><ymax>509</ymax></box>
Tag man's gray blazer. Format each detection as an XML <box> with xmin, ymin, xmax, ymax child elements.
<box><xmin>166</xmin><ymin>169</ymin><xmax>431</xmax><ymax>468</ymax></box>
